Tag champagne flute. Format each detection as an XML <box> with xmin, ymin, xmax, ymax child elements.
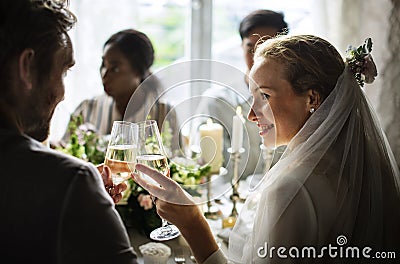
<box><xmin>136</xmin><ymin>120</ymin><xmax>180</xmax><ymax>241</ymax></box>
<box><xmin>104</xmin><ymin>121</ymin><xmax>138</xmax><ymax>185</ymax></box>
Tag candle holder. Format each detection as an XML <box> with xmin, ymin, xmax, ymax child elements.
<box><xmin>227</xmin><ymin>147</ymin><xmax>246</xmax><ymax>218</ymax></box>
<box><xmin>204</xmin><ymin>169</ymin><xmax>224</xmax><ymax>220</ymax></box>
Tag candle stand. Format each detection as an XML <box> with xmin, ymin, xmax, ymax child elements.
<box><xmin>227</xmin><ymin>147</ymin><xmax>246</xmax><ymax>219</ymax></box>
<box><xmin>204</xmin><ymin>172</ymin><xmax>223</xmax><ymax>220</ymax></box>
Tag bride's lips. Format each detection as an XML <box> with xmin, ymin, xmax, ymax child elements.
<box><xmin>258</xmin><ymin>123</ymin><xmax>274</xmax><ymax>136</ymax></box>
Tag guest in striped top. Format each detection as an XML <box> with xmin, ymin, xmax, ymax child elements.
<box><xmin>63</xmin><ymin>29</ymin><xmax>177</xmax><ymax>150</ymax></box>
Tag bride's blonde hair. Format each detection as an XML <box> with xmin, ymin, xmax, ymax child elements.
<box><xmin>254</xmin><ymin>35</ymin><xmax>345</xmax><ymax>100</ymax></box>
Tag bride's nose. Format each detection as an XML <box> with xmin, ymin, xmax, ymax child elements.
<box><xmin>247</xmin><ymin>108</ymin><xmax>257</xmax><ymax>123</ymax></box>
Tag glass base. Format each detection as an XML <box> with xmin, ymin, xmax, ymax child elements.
<box><xmin>149</xmin><ymin>224</ymin><xmax>180</xmax><ymax>241</ymax></box>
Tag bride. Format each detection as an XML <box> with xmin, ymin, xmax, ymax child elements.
<box><xmin>133</xmin><ymin>35</ymin><xmax>400</xmax><ymax>263</ymax></box>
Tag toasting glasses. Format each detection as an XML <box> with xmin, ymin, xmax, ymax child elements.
<box><xmin>136</xmin><ymin>120</ymin><xmax>180</xmax><ymax>241</ymax></box>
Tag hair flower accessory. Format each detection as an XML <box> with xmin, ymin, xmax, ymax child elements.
<box><xmin>345</xmin><ymin>37</ymin><xmax>378</xmax><ymax>87</ymax></box>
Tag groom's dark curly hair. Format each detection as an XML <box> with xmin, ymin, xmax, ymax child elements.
<box><xmin>0</xmin><ymin>0</ymin><xmax>76</xmax><ymax>103</ymax></box>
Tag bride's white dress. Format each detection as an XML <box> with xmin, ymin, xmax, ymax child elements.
<box><xmin>228</xmin><ymin>67</ymin><xmax>400</xmax><ymax>263</ymax></box>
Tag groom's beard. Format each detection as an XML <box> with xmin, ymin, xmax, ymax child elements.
<box><xmin>19</xmin><ymin>86</ymin><xmax>59</xmax><ymax>142</ymax></box>
<box><xmin>20</xmin><ymin>104</ymin><xmax>52</xmax><ymax>142</ymax></box>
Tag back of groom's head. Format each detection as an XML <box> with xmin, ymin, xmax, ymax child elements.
<box><xmin>0</xmin><ymin>0</ymin><xmax>76</xmax><ymax>93</ymax></box>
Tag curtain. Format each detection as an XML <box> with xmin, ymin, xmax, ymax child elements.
<box><xmin>312</xmin><ymin>0</ymin><xmax>400</xmax><ymax>166</ymax></box>
<box><xmin>379</xmin><ymin>0</ymin><xmax>400</xmax><ymax>168</ymax></box>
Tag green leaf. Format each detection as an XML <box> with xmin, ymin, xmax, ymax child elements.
<box><xmin>365</xmin><ymin>38</ymin><xmax>372</xmax><ymax>53</ymax></box>
<box><xmin>356</xmin><ymin>46</ymin><xmax>364</xmax><ymax>56</ymax></box>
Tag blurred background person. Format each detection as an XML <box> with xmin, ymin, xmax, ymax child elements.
<box><xmin>62</xmin><ymin>29</ymin><xmax>178</xmax><ymax>152</ymax></box>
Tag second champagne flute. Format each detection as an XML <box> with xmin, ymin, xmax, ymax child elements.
<box><xmin>136</xmin><ymin>120</ymin><xmax>180</xmax><ymax>241</ymax></box>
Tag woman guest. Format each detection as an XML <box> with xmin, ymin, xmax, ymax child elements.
<box><xmin>133</xmin><ymin>35</ymin><xmax>400</xmax><ymax>263</ymax></box>
<box><xmin>63</xmin><ymin>29</ymin><xmax>177</xmax><ymax>150</ymax></box>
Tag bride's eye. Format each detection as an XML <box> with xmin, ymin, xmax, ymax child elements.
<box><xmin>261</xmin><ymin>93</ymin><xmax>270</xmax><ymax>100</ymax></box>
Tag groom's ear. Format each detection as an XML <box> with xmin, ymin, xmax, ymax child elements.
<box><xmin>307</xmin><ymin>89</ymin><xmax>322</xmax><ymax>108</ymax></box>
<box><xmin>18</xmin><ymin>48</ymin><xmax>35</xmax><ymax>91</ymax></box>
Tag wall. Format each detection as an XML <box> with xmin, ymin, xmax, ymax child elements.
<box><xmin>314</xmin><ymin>0</ymin><xmax>400</xmax><ymax>166</ymax></box>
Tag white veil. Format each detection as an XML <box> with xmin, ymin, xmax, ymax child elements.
<box><xmin>229</xmin><ymin>66</ymin><xmax>400</xmax><ymax>263</ymax></box>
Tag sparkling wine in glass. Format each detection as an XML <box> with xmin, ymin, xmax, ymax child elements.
<box><xmin>136</xmin><ymin>120</ymin><xmax>180</xmax><ymax>241</ymax></box>
<box><xmin>104</xmin><ymin>121</ymin><xmax>138</xmax><ymax>184</ymax></box>
<box><xmin>136</xmin><ymin>154</ymin><xmax>169</xmax><ymax>176</ymax></box>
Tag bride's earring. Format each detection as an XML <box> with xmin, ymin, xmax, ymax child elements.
<box><xmin>310</xmin><ymin>107</ymin><xmax>315</xmax><ymax>114</ymax></box>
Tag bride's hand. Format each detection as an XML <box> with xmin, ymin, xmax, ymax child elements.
<box><xmin>132</xmin><ymin>163</ymin><xmax>202</xmax><ymax>230</ymax></box>
<box><xmin>133</xmin><ymin>164</ymin><xmax>220</xmax><ymax>263</ymax></box>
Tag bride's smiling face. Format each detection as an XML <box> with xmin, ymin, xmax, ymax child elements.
<box><xmin>247</xmin><ymin>58</ymin><xmax>312</xmax><ymax>147</ymax></box>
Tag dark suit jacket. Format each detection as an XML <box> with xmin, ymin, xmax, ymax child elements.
<box><xmin>0</xmin><ymin>126</ymin><xmax>138</xmax><ymax>264</ymax></box>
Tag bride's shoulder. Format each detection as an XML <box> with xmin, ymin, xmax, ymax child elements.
<box><xmin>264</xmin><ymin>170</ymin><xmax>337</xmax><ymax>211</ymax></box>
<box><xmin>261</xmin><ymin>171</ymin><xmax>337</xmax><ymax>241</ymax></box>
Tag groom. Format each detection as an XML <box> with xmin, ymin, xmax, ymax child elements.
<box><xmin>0</xmin><ymin>0</ymin><xmax>137</xmax><ymax>263</ymax></box>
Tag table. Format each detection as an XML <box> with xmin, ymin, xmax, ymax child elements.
<box><xmin>127</xmin><ymin>207</ymin><xmax>230</xmax><ymax>263</ymax></box>
<box><xmin>128</xmin><ymin>227</ymin><xmax>195</xmax><ymax>263</ymax></box>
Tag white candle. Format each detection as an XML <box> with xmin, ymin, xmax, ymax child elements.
<box><xmin>199</xmin><ymin>119</ymin><xmax>224</xmax><ymax>173</ymax></box>
<box><xmin>231</xmin><ymin>106</ymin><xmax>244</xmax><ymax>153</ymax></box>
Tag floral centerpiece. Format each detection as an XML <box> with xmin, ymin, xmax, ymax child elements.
<box><xmin>58</xmin><ymin>116</ymin><xmax>210</xmax><ymax>236</ymax></box>
<box><xmin>169</xmin><ymin>156</ymin><xmax>210</xmax><ymax>196</ymax></box>
<box><xmin>57</xmin><ymin>115</ymin><xmax>108</xmax><ymax>164</ymax></box>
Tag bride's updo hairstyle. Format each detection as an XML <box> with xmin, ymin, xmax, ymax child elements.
<box><xmin>254</xmin><ymin>35</ymin><xmax>345</xmax><ymax>101</ymax></box>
